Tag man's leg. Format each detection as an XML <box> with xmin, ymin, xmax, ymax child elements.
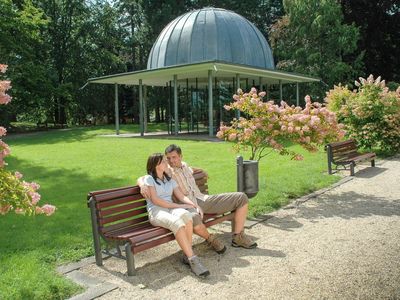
<box><xmin>199</xmin><ymin>192</ymin><xmax>257</xmax><ymax>249</ymax></box>
<box><xmin>232</xmin><ymin>202</ymin><xmax>249</xmax><ymax>234</ymax></box>
<box><xmin>191</xmin><ymin>210</ymin><xmax>226</xmax><ymax>254</ymax></box>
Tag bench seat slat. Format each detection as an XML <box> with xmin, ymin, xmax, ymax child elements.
<box><xmin>334</xmin><ymin>152</ymin><xmax>376</xmax><ymax>165</ymax></box>
<box><xmin>105</xmin><ymin>223</ymin><xmax>169</xmax><ymax>240</ymax></box>
<box><xmin>128</xmin><ymin>227</ymin><xmax>172</xmax><ymax>246</ymax></box>
<box><xmin>131</xmin><ymin>234</ymin><xmax>176</xmax><ymax>254</ymax></box>
<box><xmin>103</xmin><ymin>220</ymin><xmax>152</xmax><ymax>237</ymax></box>
<box><xmin>115</xmin><ymin>226</ymin><xmax>168</xmax><ymax>240</ymax></box>
<box><xmin>204</xmin><ymin>212</ymin><xmax>234</xmax><ymax>227</ymax></box>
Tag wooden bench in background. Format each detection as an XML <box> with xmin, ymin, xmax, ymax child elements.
<box><xmin>87</xmin><ymin>168</ymin><xmax>234</xmax><ymax>276</ymax></box>
<box><xmin>325</xmin><ymin>139</ymin><xmax>376</xmax><ymax>176</ymax></box>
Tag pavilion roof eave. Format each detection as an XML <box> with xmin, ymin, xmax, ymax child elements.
<box><xmin>87</xmin><ymin>60</ymin><xmax>320</xmax><ymax>87</ymax></box>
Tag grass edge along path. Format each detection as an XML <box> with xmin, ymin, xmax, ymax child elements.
<box><xmin>0</xmin><ymin>127</ymin><xmax>340</xmax><ymax>299</ymax></box>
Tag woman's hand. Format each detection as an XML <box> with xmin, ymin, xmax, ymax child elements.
<box><xmin>180</xmin><ymin>203</ymin><xmax>195</xmax><ymax>209</ymax></box>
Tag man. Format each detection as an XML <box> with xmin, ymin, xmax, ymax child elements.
<box><xmin>139</xmin><ymin>144</ymin><xmax>257</xmax><ymax>253</ymax></box>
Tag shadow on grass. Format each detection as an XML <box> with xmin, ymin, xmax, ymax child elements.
<box><xmin>4</xmin><ymin>124</ymin><xmax>170</xmax><ymax>146</ymax></box>
<box><xmin>0</xmin><ymin>156</ymin><xmax>130</xmax><ymax>259</ymax></box>
<box><xmin>4</xmin><ymin>127</ymin><xmax>97</xmax><ymax>146</ymax></box>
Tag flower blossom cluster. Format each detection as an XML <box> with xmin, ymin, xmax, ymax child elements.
<box><xmin>326</xmin><ymin>75</ymin><xmax>400</xmax><ymax>153</ymax></box>
<box><xmin>0</xmin><ymin>64</ymin><xmax>56</xmax><ymax>216</ymax></box>
<box><xmin>0</xmin><ymin>64</ymin><xmax>12</xmax><ymax>104</ymax></box>
<box><xmin>217</xmin><ymin>87</ymin><xmax>345</xmax><ymax>161</ymax></box>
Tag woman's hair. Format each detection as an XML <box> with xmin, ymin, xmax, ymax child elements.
<box><xmin>146</xmin><ymin>153</ymin><xmax>170</xmax><ymax>185</ymax></box>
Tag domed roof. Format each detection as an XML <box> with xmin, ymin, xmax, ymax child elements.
<box><xmin>147</xmin><ymin>7</ymin><xmax>275</xmax><ymax>70</ymax></box>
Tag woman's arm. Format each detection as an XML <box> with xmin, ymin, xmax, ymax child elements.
<box><xmin>148</xmin><ymin>185</ymin><xmax>192</xmax><ymax>209</ymax></box>
<box><xmin>173</xmin><ymin>187</ymin><xmax>203</xmax><ymax>218</ymax></box>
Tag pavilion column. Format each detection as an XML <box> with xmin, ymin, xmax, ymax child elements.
<box><xmin>259</xmin><ymin>76</ymin><xmax>262</xmax><ymax>91</ymax></box>
<box><xmin>279</xmin><ymin>80</ymin><xmax>283</xmax><ymax>101</ymax></box>
<box><xmin>114</xmin><ymin>83</ymin><xmax>119</xmax><ymax>135</ymax></box>
<box><xmin>236</xmin><ymin>73</ymin><xmax>240</xmax><ymax>119</ymax></box>
<box><xmin>296</xmin><ymin>82</ymin><xmax>300</xmax><ymax>106</ymax></box>
<box><xmin>139</xmin><ymin>79</ymin><xmax>144</xmax><ymax>136</ymax></box>
<box><xmin>208</xmin><ymin>70</ymin><xmax>213</xmax><ymax>137</ymax></box>
<box><xmin>143</xmin><ymin>85</ymin><xmax>148</xmax><ymax>132</ymax></box>
<box><xmin>173</xmin><ymin>74</ymin><xmax>178</xmax><ymax>135</ymax></box>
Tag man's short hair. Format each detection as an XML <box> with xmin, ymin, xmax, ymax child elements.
<box><xmin>165</xmin><ymin>144</ymin><xmax>182</xmax><ymax>155</ymax></box>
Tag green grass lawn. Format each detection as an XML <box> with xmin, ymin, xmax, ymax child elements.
<box><xmin>0</xmin><ymin>126</ymin><xmax>340</xmax><ymax>299</ymax></box>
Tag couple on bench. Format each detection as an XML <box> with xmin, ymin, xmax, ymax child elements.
<box><xmin>138</xmin><ymin>144</ymin><xmax>257</xmax><ymax>278</ymax></box>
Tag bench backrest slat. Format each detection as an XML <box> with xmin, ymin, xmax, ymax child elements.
<box><xmin>102</xmin><ymin>216</ymin><xmax>150</xmax><ymax>235</ymax></box>
<box><xmin>92</xmin><ymin>186</ymin><xmax>141</xmax><ymax>202</ymax></box>
<box><xmin>96</xmin><ymin>194</ymin><xmax>144</xmax><ymax>209</ymax></box>
<box><xmin>98</xmin><ymin>200</ymin><xmax>146</xmax><ymax>217</ymax></box>
<box><xmin>327</xmin><ymin>139</ymin><xmax>360</xmax><ymax>163</ymax></box>
<box><xmin>99</xmin><ymin>207</ymin><xmax>148</xmax><ymax>226</ymax></box>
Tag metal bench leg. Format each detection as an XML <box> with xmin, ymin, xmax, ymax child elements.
<box><xmin>89</xmin><ymin>197</ymin><xmax>103</xmax><ymax>266</ymax></box>
<box><xmin>125</xmin><ymin>242</ymin><xmax>136</xmax><ymax>276</ymax></box>
<box><xmin>326</xmin><ymin>145</ymin><xmax>333</xmax><ymax>174</ymax></box>
<box><xmin>371</xmin><ymin>159</ymin><xmax>375</xmax><ymax>167</ymax></box>
<box><xmin>350</xmin><ymin>162</ymin><xmax>355</xmax><ymax>176</ymax></box>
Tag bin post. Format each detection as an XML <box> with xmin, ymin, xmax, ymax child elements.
<box><xmin>236</xmin><ymin>156</ymin><xmax>244</xmax><ymax>193</ymax></box>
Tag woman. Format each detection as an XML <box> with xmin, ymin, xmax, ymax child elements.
<box><xmin>143</xmin><ymin>153</ymin><xmax>210</xmax><ymax>277</ymax></box>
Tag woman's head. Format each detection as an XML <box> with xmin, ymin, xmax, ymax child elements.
<box><xmin>146</xmin><ymin>153</ymin><xmax>169</xmax><ymax>183</ymax></box>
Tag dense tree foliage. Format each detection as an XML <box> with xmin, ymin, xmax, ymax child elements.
<box><xmin>0</xmin><ymin>0</ymin><xmax>398</xmax><ymax>127</ymax></box>
<box><xmin>340</xmin><ymin>0</ymin><xmax>400</xmax><ymax>83</ymax></box>
<box><xmin>269</xmin><ymin>0</ymin><xmax>364</xmax><ymax>98</ymax></box>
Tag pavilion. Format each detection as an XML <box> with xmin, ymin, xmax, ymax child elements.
<box><xmin>87</xmin><ymin>7</ymin><xmax>320</xmax><ymax>137</ymax></box>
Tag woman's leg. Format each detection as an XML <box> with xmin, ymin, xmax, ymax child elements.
<box><xmin>185</xmin><ymin>220</ymin><xmax>193</xmax><ymax>245</ymax></box>
<box><xmin>175</xmin><ymin>226</ymin><xmax>194</xmax><ymax>258</ymax></box>
<box><xmin>171</xmin><ymin>208</ymin><xmax>194</xmax><ymax>247</ymax></box>
<box><xmin>149</xmin><ymin>207</ymin><xmax>195</xmax><ymax>257</ymax></box>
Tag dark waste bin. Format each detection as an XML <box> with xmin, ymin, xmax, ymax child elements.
<box><xmin>237</xmin><ymin>156</ymin><xmax>259</xmax><ymax>198</ymax></box>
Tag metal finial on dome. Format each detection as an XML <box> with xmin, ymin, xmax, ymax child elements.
<box><xmin>147</xmin><ymin>7</ymin><xmax>275</xmax><ymax>70</ymax></box>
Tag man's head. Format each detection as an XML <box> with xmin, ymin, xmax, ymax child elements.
<box><xmin>165</xmin><ymin>144</ymin><xmax>183</xmax><ymax>168</ymax></box>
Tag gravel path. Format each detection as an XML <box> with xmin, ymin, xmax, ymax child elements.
<box><xmin>74</xmin><ymin>156</ymin><xmax>400</xmax><ymax>300</ymax></box>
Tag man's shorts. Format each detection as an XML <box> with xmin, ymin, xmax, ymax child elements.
<box><xmin>191</xmin><ymin>192</ymin><xmax>248</xmax><ymax>227</ymax></box>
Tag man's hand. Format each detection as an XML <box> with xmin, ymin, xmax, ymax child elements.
<box><xmin>139</xmin><ymin>185</ymin><xmax>151</xmax><ymax>198</ymax></box>
<box><xmin>137</xmin><ymin>176</ymin><xmax>151</xmax><ymax>198</ymax></box>
<box><xmin>196</xmin><ymin>205</ymin><xmax>204</xmax><ymax>219</ymax></box>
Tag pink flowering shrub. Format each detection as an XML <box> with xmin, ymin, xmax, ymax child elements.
<box><xmin>326</xmin><ymin>75</ymin><xmax>400</xmax><ymax>153</ymax></box>
<box><xmin>217</xmin><ymin>88</ymin><xmax>345</xmax><ymax>161</ymax></box>
<box><xmin>0</xmin><ymin>64</ymin><xmax>56</xmax><ymax>216</ymax></box>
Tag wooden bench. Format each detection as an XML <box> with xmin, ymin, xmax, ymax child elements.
<box><xmin>87</xmin><ymin>168</ymin><xmax>234</xmax><ymax>276</ymax></box>
<box><xmin>325</xmin><ymin>139</ymin><xmax>376</xmax><ymax>176</ymax></box>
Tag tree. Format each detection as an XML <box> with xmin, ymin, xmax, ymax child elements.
<box><xmin>269</xmin><ymin>0</ymin><xmax>364</xmax><ymax>98</ymax></box>
<box><xmin>0</xmin><ymin>0</ymin><xmax>50</xmax><ymax>126</ymax></box>
<box><xmin>340</xmin><ymin>0</ymin><xmax>400</xmax><ymax>83</ymax></box>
